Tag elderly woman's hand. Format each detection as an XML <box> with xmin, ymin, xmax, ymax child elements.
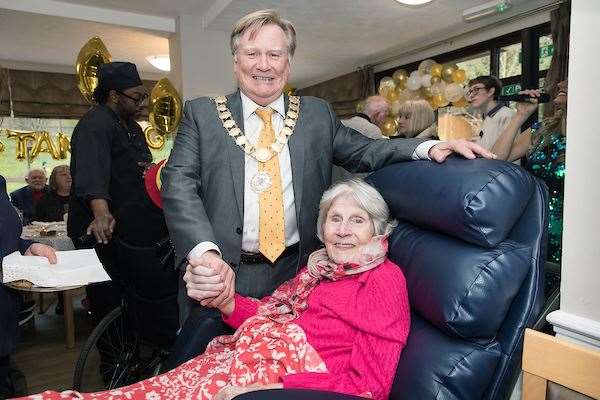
<box><xmin>214</xmin><ymin>384</ymin><xmax>283</xmax><ymax>400</ymax></box>
<box><xmin>24</xmin><ymin>243</ymin><xmax>57</xmax><ymax>264</ymax></box>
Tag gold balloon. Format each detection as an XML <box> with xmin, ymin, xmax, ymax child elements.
<box><xmin>452</xmin><ymin>97</ymin><xmax>469</xmax><ymax>108</ymax></box>
<box><xmin>380</xmin><ymin>117</ymin><xmax>398</xmax><ymax>137</ymax></box>
<box><xmin>30</xmin><ymin>131</ymin><xmax>60</xmax><ymax>160</ymax></box>
<box><xmin>441</xmin><ymin>63</ymin><xmax>458</xmax><ymax>83</ymax></box>
<box><xmin>144</xmin><ymin>125</ymin><xmax>165</xmax><ymax>149</ymax></box>
<box><xmin>430</xmin><ymin>75</ymin><xmax>442</xmax><ymax>85</ymax></box>
<box><xmin>452</xmin><ymin>69</ymin><xmax>467</xmax><ymax>84</ymax></box>
<box><xmin>379</xmin><ymin>85</ymin><xmax>392</xmax><ymax>97</ymax></box>
<box><xmin>386</xmin><ymin>89</ymin><xmax>399</xmax><ymax>102</ymax></box>
<box><xmin>432</xmin><ymin>94</ymin><xmax>450</xmax><ymax>108</ymax></box>
<box><xmin>430</xmin><ymin>63</ymin><xmax>443</xmax><ymax>78</ymax></box>
<box><xmin>6</xmin><ymin>130</ymin><xmax>36</xmax><ymax>161</ymax></box>
<box><xmin>56</xmin><ymin>132</ymin><xmax>71</xmax><ymax>159</ymax></box>
<box><xmin>0</xmin><ymin>140</ymin><xmax>4</xmax><ymax>153</ymax></box>
<box><xmin>355</xmin><ymin>100</ymin><xmax>366</xmax><ymax>113</ymax></box>
<box><xmin>392</xmin><ymin>69</ymin><xmax>408</xmax><ymax>89</ymax></box>
<box><xmin>419</xmin><ymin>85</ymin><xmax>433</xmax><ymax>100</ymax></box>
<box><xmin>149</xmin><ymin>78</ymin><xmax>183</xmax><ymax>136</ymax></box>
<box><xmin>76</xmin><ymin>37</ymin><xmax>112</xmax><ymax>104</ymax></box>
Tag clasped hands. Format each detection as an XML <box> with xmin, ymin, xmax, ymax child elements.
<box><xmin>183</xmin><ymin>250</ymin><xmax>235</xmax><ymax>312</ymax></box>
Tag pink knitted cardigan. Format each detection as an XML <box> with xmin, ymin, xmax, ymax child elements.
<box><xmin>223</xmin><ymin>258</ymin><xmax>411</xmax><ymax>400</ymax></box>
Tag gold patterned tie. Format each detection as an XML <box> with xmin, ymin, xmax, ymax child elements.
<box><xmin>255</xmin><ymin>107</ymin><xmax>286</xmax><ymax>263</ymax></box>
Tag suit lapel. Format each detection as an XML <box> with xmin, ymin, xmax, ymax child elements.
<box><xmin>227</xmin><ymin>91</ymin><xmax>245</xmax><ymax>222</ymax></box>
<box><xmin>287</xmin><ymin>94</ymin><xmax>305</xmax><ymax>226</ymax></box>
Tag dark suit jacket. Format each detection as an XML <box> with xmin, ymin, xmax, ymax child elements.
<box><xmin>1</xmin><ymin>175</ymin><xmax>33</xmax><ymax>356</ymax></box>
<box><xmin>10</xmin><ymin>185</ymin><xmax>48</xmax><ymax>224</ymax></box>
<box><xmin>162</xmin><ymin>91</ymin><xmax>425</xmax><ymax>272</ymax></box>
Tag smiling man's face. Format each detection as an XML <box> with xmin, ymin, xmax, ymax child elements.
<box><xmin>234</xmin><ymin>23</ymin><xmax>290</xmax><ymax>106</ymax></box>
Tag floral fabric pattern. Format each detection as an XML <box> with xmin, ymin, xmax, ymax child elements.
<box><xmin>24</xmin><ymin>316</ymin><xmax>325</xmax><ymax>400</ymax></box>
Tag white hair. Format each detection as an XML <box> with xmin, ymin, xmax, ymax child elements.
<box><xmin>316</xmin><ymin>178</ymin><xmax>397</xmax><ymax>242</ymax></box>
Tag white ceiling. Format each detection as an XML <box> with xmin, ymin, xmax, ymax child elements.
<box><xmin>0</xmin><ymin>0</ymin><xmax>556</xmax><ymax>91</ymax></box>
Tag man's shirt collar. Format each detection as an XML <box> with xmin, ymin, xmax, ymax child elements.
<box><xmin>240</xmin><ymin>91</ymin><xmax>285</xmax><ymax>121</ymax></box>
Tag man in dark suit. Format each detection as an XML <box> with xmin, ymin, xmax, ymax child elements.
<box><xmin>159</xmin><ymin>9</ymin><xmax>494</xmax><ymax>367</ymax></box>
<box><xmin>10</xmin><ymin>169</ymin><xmax>48</xmax><ymax>225</ymax></box>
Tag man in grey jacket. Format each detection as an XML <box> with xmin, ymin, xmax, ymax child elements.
<box><xmin>161</xmin><ymin>9</ymin><xmax>493</xmax><ymax>366</ymax></box>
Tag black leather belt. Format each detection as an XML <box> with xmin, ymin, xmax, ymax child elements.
<box><xmin>240</xmin><ymin>242</ymin><xmax>299</xmax><ymax>264</ymax></box>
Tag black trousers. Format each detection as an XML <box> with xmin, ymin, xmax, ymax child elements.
<box><xmin>164</xmin><ymin>249</ymin><xmax>299</xmax><ymax>371</ymax></box>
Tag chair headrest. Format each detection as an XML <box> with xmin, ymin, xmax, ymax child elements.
<box><xmin>388</xmin><ymin>223</ymin><xmax>531</xmax><ymax>340</ymax></box>
<box><xmin>367</xmin><ymin>158</ymin><xmax>536</xmax><ymax>248</ymax></box>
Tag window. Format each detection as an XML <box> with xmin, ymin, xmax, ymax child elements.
<box><xmin>499</xmin><ymin>43</ymin><xmax>522</xmax><ymax>78</ymax></box>
<box><xmin>455</xmin><ymin>51</ymin><xmax>491</xmax><ymax>79</ymax></box>
<box><xmin>0</xmin><ymin>117</ymin><xmax>174</xmax><ymax>193</ymax></box>
<box><xmin>539</xmin><ymin>34</ymin><xmax>553</xmax><ymax>71</ymax></box>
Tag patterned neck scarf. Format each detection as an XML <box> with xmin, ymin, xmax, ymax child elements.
<box><xmin>258</xmin><ymin>235</ymin><xmax>388</xmax><ymax>323</ymax></box>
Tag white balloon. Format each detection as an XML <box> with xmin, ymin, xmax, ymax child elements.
<box><xmin>379</xmin><ymin>76</ymin><xmax>395</xmax><ymax>91</ymax></box>
<box><xmin>444</xmin><ymin>83</ymin><xmax>464</xmax><ymax>102</ymax></box>
<box><xmin>407</xmin><ymin>75</ymin><xmax>422</xmax><ymax>91</ymax></box>
<box><xmin>431</xmin><ymin>82</ymin><xmax>446</xmax><ymax>96</ymax></box>
<box><xmin>410</xmin><ymin>70</ymin><xmax>422</xmax><ymax>78</ymax></box>
<box><xmin>421</xmin><ymin>74</ymin><xmax>432</xmax><ymax>88</ymax></box>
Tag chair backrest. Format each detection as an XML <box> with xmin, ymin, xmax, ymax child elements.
<box><xmin>522</xmin><ymin>329</ymin><xmax>600</xmax><ymax>400</ymax></box>
<box><xmin>366</xmin><ymin>157</ymin><xmax>547</xmax><ymax>400</ymax></box>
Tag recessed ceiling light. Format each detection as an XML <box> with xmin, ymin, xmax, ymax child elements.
<box><xmin>146</xmin><ymin>55</ymin><xmax>171</xmax><ymax>72</ymax></box>
<box><xmin>396</xmin><ymin>0</ymin><xmax>434</xmax><ymax>5</ymax></box>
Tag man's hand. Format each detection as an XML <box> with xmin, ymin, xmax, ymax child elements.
<box><xmin>88</xmin><ymin>199</ymin><xmax>116</xmax><ymax>244</ymax></box>
<box><xmin>86</xmin><ymin>212</ymin><xmax>116</xmax><ymax>244</ymax></box>
<box><xmin>25</xmin><ymin>243</ymin><xmax>57</xmax><ymax>264</ymax></box>
<box><xmin>183</xmin><ymin>251</ymin><xmax>235</xmax><ymax>308</ymax></box>
<box><xmin>429</xmin><ymin>139</ymin><xmax>496</xmax><ymax>163</ymax></box>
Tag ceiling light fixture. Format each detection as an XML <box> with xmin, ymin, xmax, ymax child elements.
<box><xmin>462</xmin><ymin>0</ymin><xmax>512</xmax><ymax>23</ymax></box>
<box><xmin>395</xmin><ymin>0</ymin><xmax>433</xmax><ymax>5</ymax></box>
<box><xmin>146</xmin><ymin>55</ymin><xmax>171</xmax><ymax>72</ymax></box>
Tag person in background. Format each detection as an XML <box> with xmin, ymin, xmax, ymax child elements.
<box><xmin>33</xmin><ymin>165</ymin><xmax>71</xmax><ymax>222</ymax></box>
<box><xmin>68</xmin><ymin>61</ymin><xmax>151</xmax><ymax>324</ymax></box>
<box><xmin>395</xmin><ymin>100</ymin><xmax>436</xmax><ymax>139</ymax></box>
<box><xmin>10</xmin><ymin>169</ymin><xmax>48</xmax><ymax>225</ymax></box>
<box><xmin>342</xmin><ymin>95</ymin><xmax>389</xmax><ymax>140</ymax></box>
<box><xmin>466</xmin><ymin>75</ymin><xmax>516</xmax><ymax>152</ymax></box>
<box><xmin>1</xmin><ymin>174</ymin><xmax>56</xmax><ymax>398</ymax></box>
<box><xmin>490</xmin><ymin>81</ymin><xmax>568</xmax><ymax>266</ymax></box>
<box><xmin>24</xmin><ymin>179</ymin><xmax>410</xmax><ymax>400</ymax></box>
<box><xmin>333</xmin><ymin>95</ymin><xmax>390</xmax><ymax>181</ymax></box>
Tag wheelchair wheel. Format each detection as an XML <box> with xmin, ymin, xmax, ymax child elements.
<box><xmin>73</xmin><ymin>307</ymin><xmax>139</xmax><ymax>391</ymax></box>
<box><xmin>73</xmin><ymin>306</ymin><xmax>168</xmax><ymax>392</ymax></box>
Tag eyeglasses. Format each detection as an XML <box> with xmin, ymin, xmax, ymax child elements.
<box><xmin>117</xmin><ymin>91</ymin><xmax>148</xmax><ymax>105</ymax></box>
<box><xmin>466</xmin><ymin>86</ymin><xmax>486</xmax><ymax>98</ymax></box>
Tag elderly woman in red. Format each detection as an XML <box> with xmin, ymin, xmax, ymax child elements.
<box><xmin>26</xmin><ymin>179</ymin><xmax>410</xmax><ymax>400</ymax></box>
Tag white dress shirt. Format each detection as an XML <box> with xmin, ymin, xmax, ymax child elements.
<box><xmin>188</xmin><ymin>93</ymin><xmax>436</xmax><ymax>260</ymax></box>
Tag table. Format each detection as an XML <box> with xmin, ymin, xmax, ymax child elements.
<box><xmin>21</xmin><ymin>222</ymin><xmax>77</xmax><ymax>315</ymax></box>
<box><xmin>7</xmin><ymin>282</ymin><xmax>84</xmax><ymax>349</ymax></box>
<box><xmin>21</xmin><ymin>222</ymin><xmax>75</xmax><ymax>251</ymax></box>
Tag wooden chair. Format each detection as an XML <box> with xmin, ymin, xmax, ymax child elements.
<box><xmin>522</xmin><ymin>328</ymin><xmax>600</xmax><ymax>400</ymax></box>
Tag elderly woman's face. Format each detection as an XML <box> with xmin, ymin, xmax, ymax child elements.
<box><xmin>323</xmin><ymin>195</ymin><xmax>375</xmax><ymax>264</ymax></box>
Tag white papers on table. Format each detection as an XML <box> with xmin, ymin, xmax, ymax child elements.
<box><xmin>2</xmin><ymin>249</ymin><xmax>110</xmax><ymax>287</ymax></box>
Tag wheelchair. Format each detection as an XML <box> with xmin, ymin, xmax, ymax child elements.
<box><xmin>72</xmin><ymin>203</ymin><xmax>179</xmax><ymax>392</ymax></box>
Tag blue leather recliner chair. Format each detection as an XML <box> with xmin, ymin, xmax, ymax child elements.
<box><xmin>240</xmin><ymin>158</ymin><xmax>547</xmax><ymax>400</ymax></box>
